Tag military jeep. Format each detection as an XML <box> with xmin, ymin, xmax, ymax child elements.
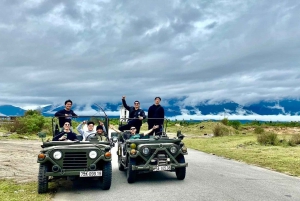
<box><xmin>37</xmin><ymin>113</ymin><xmax>117</xmax><ymax>194</ymax></box>
<box><xmin>115</xmin><ymin>118</ymin><xmax>188</xmax><ymax>183</ymax></box>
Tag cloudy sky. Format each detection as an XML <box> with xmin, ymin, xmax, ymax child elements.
<box><xmin>1</xmin><ymin>0</ymin><xmax>300</xmax><ymax>110</ymax></box>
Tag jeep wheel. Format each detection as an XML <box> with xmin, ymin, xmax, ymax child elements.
<box><xmin>118</xmin><ymin>155</ymin><xmax>125</xmax><ymax>171</ymax></box>
<box><xmin>38</xmin><ymin>164</ymin><xmax>48</xmax><ymax>194</ymax></box>
<box><xmin>126</xmin><ymin>158</ymin><xmax>136</xmax><ymax>183</ymax></box>
<box><xmin>175</xmin><ymin>155</ymin><xmax>186</xmax><ymax>180</ymax></box>
<box><xmin>101</xmin><ymin>162</ymin><xmax>112</xmax><ymax>190</ymax></box>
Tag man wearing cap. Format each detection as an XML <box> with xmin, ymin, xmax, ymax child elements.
<box><xmin>119</xmin><ymin>96</ymin><xmax>146</xmax><ymax>133</ymax></box>
<box><xmin>96</xmin><ymin>125</ymin><xmax>109</xmax><ymax>141</ymax></box>
<box><xmin>147</xmin><ymin>97</ymin><xmax>165</xmax><ymax>135</ymax></box>
<box><xmin>76</xmin><ymin>120</ymin><xmax>107</xmax><ymax>141</ymax></box>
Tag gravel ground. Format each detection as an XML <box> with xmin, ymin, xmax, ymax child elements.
<box><xmin>0</xmin><ymin>139</ymin><xmax>42</xmax><ymax>183</ymax></box>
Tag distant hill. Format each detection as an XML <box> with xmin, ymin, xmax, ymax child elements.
<box><xmin>0</xmin><ymin>105</ymin><xmax>26</xmax><ymax>116</ymax></box>
<box><xmin>0</xmin><ymin>99</ymin><xmax>299</xmax><ymax>121</ymax></box>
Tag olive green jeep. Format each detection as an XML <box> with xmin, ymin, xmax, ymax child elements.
<box><xmin>37</xmin><ymin>114</ymin><xmax>117</xmax><ymax>193</ymax></box>
<box><xmin>115</xmin><ymin>119</ymin><xmax>188</xmax><ymax>183</ymax></box>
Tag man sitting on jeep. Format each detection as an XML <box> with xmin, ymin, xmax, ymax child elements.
<box><xmin>110</xmin><ymin>125</ymin><xmax>158</xmax><ymax>140</ymax></box>
<box><xmin>52</xmin><ymin>122</ymin><xmax>78</xmax><ymax>141</ymax></box>
<box><xmin>96</xmin><ymin>125</ymin><xmax>109</xmax><ymax>141</ymax></box>
<box><xmin>77</xmin><ymin>120</ymin><xmax>107</xmax><ymax>141</ymax></box>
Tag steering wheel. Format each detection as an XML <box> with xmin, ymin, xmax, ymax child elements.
<box><xmin>85</xmin><ymin>133</ymin><xmax>97</xmax><ymax>141</ymax></box>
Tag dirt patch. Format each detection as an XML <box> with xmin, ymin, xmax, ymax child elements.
<box><xmin>0</xmin><ymin>139</ymin><xmax>42</xmax><ymax>183</ymax></box>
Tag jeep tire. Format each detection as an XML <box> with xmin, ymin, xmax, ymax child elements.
<box><xmin>175</xmin><ymin>154</ymin><xmax>186</xmax><ymax>180</ymax></box>
<box><xmin>38</xmin><ymin>164</ymin><xmax>48</xmax><ymax>194</ymax></box>
<box><xmin>101</xmin><ymin>161</ymin><xmax>112</xmax><ymax>190</ymax></box>
<box><xmin>126</xmin><ymin>158</ymin><xmax>136</xmax><ymax>183</ymax></box>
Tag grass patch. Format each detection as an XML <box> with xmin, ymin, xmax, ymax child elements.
<box><xmin>0</xmin><ymin>179</ymin><xmax>55</xmax><ymax>201</ymax></box>
<box><xmin>0</xmin><ymin>133</ymin><xmax>40</xmax><ymax>140</ymax></box>
<box><xmin>183</xmin><ymin>134</ymin><xmax>300</xmax><ymax>176</ymax></box>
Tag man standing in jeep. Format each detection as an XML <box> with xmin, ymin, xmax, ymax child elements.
<box><xmin>118</xmin><ymin>96</ymin><xmax>146</xmax><ymax>133</ymax></box>
<box><xmin>147</xmin><ymin>97</ymin><xmax>165</xmax><ymax>135</ymax></box>
<box><xmin>54</xmin><ymin>99</ymin><xmax>78</xmax><ymax>130</ymax></box>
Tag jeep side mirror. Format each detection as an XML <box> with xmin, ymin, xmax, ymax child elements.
<box><xmin>38</xmin><ymin>132</ymin><xmax>46</xmax><ymax>139</ymax></box>
<box><xmin>111</xmin><ymin>132</ymin><xmax>119</xmax><ymax>142</ymax></box>
<box><xmin>177</xmin><ymin>130</ymin><xmax>185</xmax><ymax>140</ymax></box>
<box><xmin>38</xmin><ymin>132</ymin><xmax>46</xmax><ymax>142</ymax></box>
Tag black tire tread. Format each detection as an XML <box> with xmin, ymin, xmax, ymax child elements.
<box><xmin>101</xmin><ymin>162</ymin><xmax>112</xmax><ymax>190</ymax></box>
<box><xmin>38</xmin><ymin>164</ymin><xmax>48</xmax><ymax>194</ymax></box>
<box><xmin>126</xmin><ymin>158</ymin><xmax>136</xmax><ymax>183</ymax></box>
<box><xmin>175</xmin><ymin>155</ymin><xmax>186</xmax><ymax>180</ymax></box>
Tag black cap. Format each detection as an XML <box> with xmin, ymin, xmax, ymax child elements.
<box><xmin>96</xmin><ymin>125</ymin><xmax>103</xmax><ymax>130</ymax></box>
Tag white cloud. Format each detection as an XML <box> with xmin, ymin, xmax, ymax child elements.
<box><xmin>0</xmin><ymin>0</ymin><xmax>299</xmax><ymax>109</ymax></box>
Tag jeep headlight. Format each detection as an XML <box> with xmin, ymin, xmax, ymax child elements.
<box><xmin>130</xmin><ymin>143</ymin><xmax>137</xmax><ymax>149</ymax></box>
<box><xmin>53</xmin><ymin>151</ymin><xmax>62</xmax><ymax>160</ymax></box>
<box><xmin>89</xmin><ymin>151</ymin><xmax>97</xmax><ymax>159</ymax></box>
<box><xmin>142</xmin><ymin>147</ymin><xmax>150</xmax><ymax>155</ymax></box>
<box><xmin>170</xmin><ymin>146</ymin><xmax>178</xmax><ymax>154</ymax></box>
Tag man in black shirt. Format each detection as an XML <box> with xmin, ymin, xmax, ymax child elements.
<box><xmin>118</xmin><ymin>96</ymin><xmax>146</xmax><ymax>134</ymax></box>
<box><xmin>54</xmin><ymin>99</ymin><xmax>77</xmax><ymax>130</ymax></box>
<box><xmin>147</xmin><ymin>97</ymin><xmax>165</xmax><ymax>135</ymax></box>
<box><xmin>52</xmin><ymin>122</ymin><xmax>78</xmax><ymax>141</ymax></box>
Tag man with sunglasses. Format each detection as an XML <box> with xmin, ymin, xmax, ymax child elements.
<box><xmin>52</xmin><ymin>122</ymin><xmax>78</xmax><ymax>141</ymax></box>
<box><xmin>110</xmin><ymin>125</ymin><xmax>158</xmax><ymax>140</ymax></box>
<box><xmin>119</xmin><ymin>96</ymin><xmax>146</xmax><ymax>133</ymax></box>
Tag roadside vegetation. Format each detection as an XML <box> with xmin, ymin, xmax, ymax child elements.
<box><xmin>0</xmin><ymin>179</ymin><xmax>55</xmax><ymax>201</ymax></box>
<box><xmin>169</xmin><ymin>118</ymin><xmax>300</xmax><ymax>177</ymax></box>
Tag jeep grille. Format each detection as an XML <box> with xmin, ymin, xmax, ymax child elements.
<box><xmin>63</xmin><ymin>152</ymin><xmax>87</xmax><ymax>170</ymax></box>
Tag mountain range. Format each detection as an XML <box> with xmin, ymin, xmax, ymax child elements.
<box><xmin>0</xmin><ymin>99</ymin><xmax>300</xmax><ymax>122</ymax></box>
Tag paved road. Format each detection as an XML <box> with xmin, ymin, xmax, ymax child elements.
<box><xmin>52</xmin><ymin>144</ymin><xmax>300</xmax><ymax>201</ymax></box>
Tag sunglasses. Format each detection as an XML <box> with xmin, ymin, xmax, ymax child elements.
<box><xmin>134</xmin><ymin>103</ymin><xmax>139</xmax><ymax>105</ymax></box>
<box><xmin>64</xmin><ymin>124</ymin><xmax>70</xmax><ymax>126</ymax></box>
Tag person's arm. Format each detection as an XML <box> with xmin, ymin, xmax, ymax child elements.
<box><xmin>140</xmin><ymin>110</ymin><xmax>146</xmax><ymax>120</ymax></box>
<box><xmin>143</xmin><ymin>125</ymin><xmax>159</xmax><ymax>136</ymax></box>
<box><xmin>158</xmin><ymin>107</ymin><xmax>165</xmax><ymax>125</ymax></box>
<box><xmin>98</xmin><ymin>121</ymin><xmax>107</xmax><ymax>133</ymax></box>
<box><xmin>54</xmin><ymin>109</ymin><xmax>64</xmax><ymax>117</ymax></box>
<box><xmin>110</xmin><ymin>125</ymin><xmax>121</xmax><ymax>133</ymax></box>
<box><xmin>76</xmin><ymin>122</ymin><xmax>84</xmax><ymax>136</ymax></box>
<box><xmin>71</xmin><ymin>110</ymin><xmax>78</xmax><ymax>117</ymax></box>
<box><xmin>52</xmin><ymin>132</ymin><xmax>64</xmax><ymax>141</ymax></box>
<box><xmin>147</xmin><ymin>106</ymin><xmax>152</xmax><ymax>123</ymax></box>
<box><xmin>122</xmin><ymin>99</ymin><xmax>131</xmax><ymax>111</ymax></box>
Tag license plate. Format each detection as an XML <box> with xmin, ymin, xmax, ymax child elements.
<box><xmin>153</xmin><ymin>165</ymin><xmax>171</xmax><ymax>171</ymax></box>
<box><xmin>80</xmin><ymin>171</ymin><xmax>102</xmax><ymax>177</ymax></box>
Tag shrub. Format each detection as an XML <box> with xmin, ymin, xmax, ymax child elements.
<box><xmin>288</xmin><ymin>134</ymin><xmax>300</xmax><ymax>146</ymax></box>
<box><xmin>228</xmin><ymin>120</ymin><xmax>241</xmax><ymax>130</ymax></box>
<box><xmin>213</xmin><ymin>123</ymin><xmax>230</xmax><ymax>137</ymax></box>
<box><xmin>254</xmin><ymin>126</ymin><xmax>264</xmax><ymax>134</ymax></box>
<box><xmin>24</xmin><ymin>109</ymin><xmax>41</xmax><ymax>116</ymax></box>
<box><xmin>257</xmin><ymin>132</ymin><xmax>279</xmax><ymax>146</ymax></box>
<box><xmin>221</xmin><ymin>118</ymin><xmax>229</xmax><ymax>126</ymax></box>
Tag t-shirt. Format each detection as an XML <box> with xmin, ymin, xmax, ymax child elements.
<box><xmin>54</xmin><ymin>109</ymin><xmax>77</xmax><ymax>127</ymax></box>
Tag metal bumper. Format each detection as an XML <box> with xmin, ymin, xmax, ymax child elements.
<box><xmin>131</xmin><ymin>163</ymin><xmax>188</xmax><ymax>171</ymax></box>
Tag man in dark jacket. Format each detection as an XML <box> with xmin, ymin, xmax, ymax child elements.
<box><xmin>119</xmin><ymin>96</ymin><xmax>146</xmax><ymax>133</ymax></box>
<box><xmin>52</xmin><ymin>122</ymin><xmax>78</xmax><ymax>141</ymax></box>
<box><xmin>54</xmin><ymin>99</ymin><xmax>78</xmax><ymax>130</ymax></box>
<box><xmin>147</xmin><ymin>97</ymin><xmax>165</xmax><ymax>135</ymax></box>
